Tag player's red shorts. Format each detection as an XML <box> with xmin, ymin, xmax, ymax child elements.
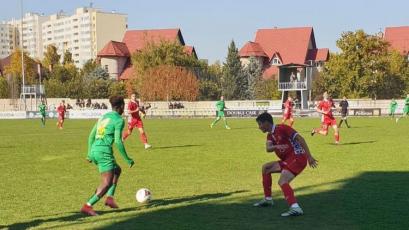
<box><xmin>128</xmin><ymin>118</ymin><xmax>143</xmax><ymax>130</ymax></box>
<box><xmin>279</xmin><ymin>155</ymin><xmax>307</xmax><ymax>176</ymax></box>
<box><xmin>321</xmin><ymin>118</ymin><xmax>337</xmax><ymax>131</ymax></box>
<box><xmin>283</xmin><ymin>113</ymin><xmax>293</xmax><ymax>120</ymax></box>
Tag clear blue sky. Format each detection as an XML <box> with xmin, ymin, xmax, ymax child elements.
<box><xmin>1</xmin><ymin>0</ymin><xmax>409</xmax><ymax>63</ymax></box>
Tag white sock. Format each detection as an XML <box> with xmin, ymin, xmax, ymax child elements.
<box><xmin>291</xmin><ymin>203</ymin><xmax>300</xmax><ymax>208</ymax></box>
<box><xmin>86</xmin><ymin>203</ymin><xmax>92</xmax><ymax>207</ymax></box>
<box><xmin>265</xmin><ymin>197</ymin><xmax>272</xmax><ymax>201</ymax></box>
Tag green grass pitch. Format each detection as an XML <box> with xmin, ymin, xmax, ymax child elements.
<box><xmin>1</xmin><ymin>117</ymin><xmax>408</xmax><ymax>229</ymax></box>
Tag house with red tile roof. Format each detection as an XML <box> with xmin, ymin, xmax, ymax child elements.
<box><xmin>239</xmin><ymin>27</ymin><xmax>329</xmax><ymax>79</ymax></box>
<box><xmin>384</xmin><ymin>26</ymin><xmax>409</xmax><ymax>60</ymax></box>
<box><xmin>239</xmin><ymin>27</ymin><xmax>329</xmax><ymax>109</ymax></box>
<box><xmin>98</xmin><ymin>28</ymin><xmax>197</xmax><ymax>80</ymax></box>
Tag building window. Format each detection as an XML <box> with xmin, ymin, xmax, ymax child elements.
<box><xmin>271</xmin><ymin>57</ymin><xmax>281</xmax><ymax>65</ymax></box>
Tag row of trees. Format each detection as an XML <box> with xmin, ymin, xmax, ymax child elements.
<box><xmin>2</xmin><ymin>29</ymin><xmax>407</xmax><ymax>101</ymax></box>
<box><xmin>0</xmin><ymin>40</ymin><xmax>278</xmax><ymax>101</ymax></box>
<box><xmin>314</xmin><ymin>30</ymin><xmax>409</xmax><ymax>99</ymax></box>
<box><xmin>127</xmin><ymin>39</ymin><xmax>279</xmax><ymax>101</ymax></box>
<box><xmin>1</xmin><ymin>46</ymin><xmax>127</xmax><ymax>99</ymax></box>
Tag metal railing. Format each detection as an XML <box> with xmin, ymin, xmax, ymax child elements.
<box><xmin>278</xmin><ymin>81</ymin><xmax>307</xmax><ymax>90</ymax></box>
<box><xmin>21</xmin><ymin>85</ymin><xmax>45</xmax><ymax>94</ymax></box>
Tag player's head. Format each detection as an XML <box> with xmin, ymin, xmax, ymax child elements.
<box><xmin>110</xmin><ymin>96</ymin><xmax>125</xmax><ymax>115</ymax></box>
<box><xmin>323</xmin><ymin>92</ymin><xmax>328</xmax><ymax>100</ymax></box>
<box><xmin>131</xmin><ymin>93</ymin><xmax>136</xmax><ymax>101</ymax></box>
<box><xmin>256</xmin><ymin>112</ymin><xmax>274</xmax><ymax>133</ymax></box>
<box><xmin>288</xmin><ymin>96</ymin><xmax>292</xmax><ymax>101</ymax></box>
<box><xmin>343</xmin><ymin>96</ymin><xmax>346</xmax><ymax>100</ymax></box>
<box><xmin>220</xmin><ymin>95</ymin><xmax>224</xmax><ymax>101</ymax></box>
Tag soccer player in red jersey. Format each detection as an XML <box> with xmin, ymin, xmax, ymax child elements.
<box><xmin>253</xmin><ymin>112</ymin><xmax>318</xmax><ymax>217</ymax></box>
<box><xmin>56</xmin><ymin>100</ymin><xmax>66</xmax><ymax>130</ymax></box>
<box><xmin>122</xmin><ymin>93</ymin><xmax>152</xmax><ymax>149</ymax></box>
<box><xmin>282</xmin><ymin>96</ymin><xmax>294</xmax><ymax>127</ymax></box>
<box><xmin>311</xmin><ymin>92</ymin><xmax>340</xmax><ymax>144</ymax></box>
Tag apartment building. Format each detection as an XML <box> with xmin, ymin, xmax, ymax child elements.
<box><xmin>2</xmin><ymin>7</ymin><xmax>126</xmax><ymax>67</ymax></box>
<box><xmin>41</xmin><ymin>7</ymin><xmax>127</xmax><ymax>66</ymax></box>
<box><xmin>0</xmin><ymin>23</ymin><xmax>12</xmax><ymax>58</ymax></box>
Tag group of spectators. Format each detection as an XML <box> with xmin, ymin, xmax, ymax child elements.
<box><xmin>168</xmin><ymin>102</ymin><xmax>184</xmax><ymax>109</ymax></box>
<box><xmin>76</xmin><ymin>99</ymin><xmax>108</xmax><ymax>110</ymax></box>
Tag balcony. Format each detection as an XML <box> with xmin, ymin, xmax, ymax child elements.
<box><xmin>278</xmin><ymin>81</ymin><xmax>307</xmax><ymax>90</ymax></box>
<box><xmin>21</xmin><ymin>85</ymin><xmax>45</xmax><ymax>95</ymax></box>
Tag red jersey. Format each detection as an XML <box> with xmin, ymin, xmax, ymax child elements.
<box><xmin>57</xmin><ymin>105</ymin><xmax>66</xmax><ymax>117</ymax></box>
<box><xmin>266</xmin><ymin>124</ymin><xmax>306</xmax><ymax>161</ymax></box>
<box><xmin>318</xmin><ymin>99</ymin><xmax>335</xmax><ymax>121</ymax></box>
<box><xmin>284</xmin><ymin>100</ymin><xmax>293</xmax><ymax>115</ymax></box>
<box><xmin>128</xmin><ymin>101</ymin><xmax>141</xmax><ymax>120</ymax></box>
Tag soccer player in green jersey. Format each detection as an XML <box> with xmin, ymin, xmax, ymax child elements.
<box><xmin>389</xmin><ymin>99</ymin><xmax>398</xmax><ymax>118</ymax></box>
<box><xmin>81</xmin><ymin>96</ymin><xmax>135</xmax><ymax>216</ymax></box>
<box><xmin>38</xmin><ymin>101</ymin><xmax>47</xmax><ymax>127</ymax></box>
<box><xmin>396</xmin><ymin>94</ymin><xmax>409</xmax><ymax>123</ymax></box>
<box><xmin>210</xmin><ymin>95</ymin><xmax>231</xmax><ymax>129</ymax></box>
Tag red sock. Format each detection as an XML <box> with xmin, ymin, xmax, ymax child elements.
<box><xmin>262</xmin><ymin>173</ymin><xmax>272</xmax><ymax>198</ymax></box>
<box><xmin>335</xmin><ymin>133</ymin><xmax>340</xmax><ymax>142</ymax></box>
<box><xmin>280</xmin><ymin>183</ymin><xmax>297</xmax><ymax>206</ymax></box>
<box><xmin>140</xmin><ymin>132</ymin><xmax>148</xmax><ymax>144</ymax></box>
<box><xmin>122</xmin><ymin>131</ymin><xmax>130</xmax><ymax>140</ymax></box>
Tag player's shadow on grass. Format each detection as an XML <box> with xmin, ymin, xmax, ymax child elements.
<box><xmin>346</xmin><ymin>125</ymin><xmax>373</xmax><ymax>129</ymax></box>
<box><xmin>153</xmin><ymin>144</ymin><xmax>202</xmax><ymax>150</ymax></box>
<box><xmin>146</xmin><ymin>190</ymin><xmax>248</xmax><ymax>208</ymax></box>
<box><xmin>329</xmin><ymin>140</ymin><xmax>377</xmax><ymax>145</ymax></box>
<box><xmin>4</xmin><ymin>191</ymin><xmax>246</xmax><ymax>230</ymax></box>
<box><xmin>95</xmin><ymin>172</ymin><xmax>409</xmax><ymax>230</ymax></box>
<box><xmin>3</xmin><ymin>207</ymin><xmax>143</xmax><ymax>230</ymax></box>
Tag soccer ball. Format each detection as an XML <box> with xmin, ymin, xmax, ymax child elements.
<box><xmin>136</xmin><ymin>188</ymin><xmax>152</xmax><ymax>203</ymax></box>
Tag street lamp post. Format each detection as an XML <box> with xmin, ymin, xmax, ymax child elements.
<box><xmin>20</xmin><ymin>0</ymin><xmax>26</xmax><ymax>110</ymax></box>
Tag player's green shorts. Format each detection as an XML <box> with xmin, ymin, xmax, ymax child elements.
<box><xmin>217</xmin><ymin>111</ymin><xmax>225</xmax><ymax>117</ymax></box>
<box><xmin>41</xmin><ymin>113</ymin><xmax>46</xmax><ymax>117</ymax></box>
<box><xmin>89</xmin><ymin>150</ymin><xmax>118</xmax><ymax>173</ymax></box>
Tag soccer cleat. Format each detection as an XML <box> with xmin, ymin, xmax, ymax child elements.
<box><xmin>281</xmin><ymin>206</ymin><xmax>303</xmax><ymax>217</ymax></box>
<box><xmin>81</xmin><ymin>204</ymin><xmax>98</xmax><ymax>216</ymax></box>
<box><xmin>335</xmin><ymin>141</ymin><xmax>339</xmax><ymax>145</ymax></box>
<box><xmin>210</xmin><ymin>124</ymin><xmax>214</xmax><ymax>128</ymax></box>
<box><xmin>253</xmin><ymin>198</ymin><xmax>274</xmax><ymax>207</ymax></box>
<box><xmin>395</xmin><ymin>118</ymin><xmax>399</xmax><ymax>123</ymax></box>
<box><xmin>144</xmin><ymin>144</ymin><xmax>152</xmax><ymax>150</ymax></box>
<box><xmin>311</xmin><ymin>129</ymin><xmax>315</xmax><ymax>136</ymax></box>
<box><xmin>105</xmin><ymin>197</ymin><xmax>119</xmax><ymax>209</ymax></box>
<box><xmin>225</xmin><ymin>126</ymin><xmax>231</xmax><ymax>130</ymax></box>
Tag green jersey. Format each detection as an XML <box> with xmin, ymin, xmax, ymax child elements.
<box><xmin>87</xmin><ymin>111</ymin><xmax>132</xmax><ymax>165</ymax></box>
<box><xmin>390</xmin><ymin>100</ymin><xmax>398</xmax><ymax>110</ymax></box>
<box><xmin>39</xmin><ymin>104</ymin><xmax>46</xmax><ymax>114</ymax></box>
<box><xmin>405</xmin><ymin>97</ymin><xmax>409</xmax><ymax>107</ymax></box>
<box><xmin>215</xmin><ymin>100</ymin><xmax>226</xmax><ymax>112</ymax></box>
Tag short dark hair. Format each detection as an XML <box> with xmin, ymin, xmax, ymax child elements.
<box><xmin>109</xmin><ymin>96</ymin><xmax>125</xmax><ymax>109</ymax></box>
<box><xmin>256</xmin><ymin>112</ymin><xmax>274</xmax><ymax>124</ymax></box>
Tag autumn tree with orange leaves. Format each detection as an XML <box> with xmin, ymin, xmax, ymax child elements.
<box><xmin>127</xmin><ymin>41</ymin><xmax>201</xmax><ymax>100</ymax></box>
<box><xmin>137</xmin><ymin>65</ymin><xmax>198</xmax><ymax>101</ymax></box>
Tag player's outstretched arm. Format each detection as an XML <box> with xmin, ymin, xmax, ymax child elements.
<box><xmin>87</xmin><ymin>123</ymin><xmax>97</xmax><ymax>161</ymax></box>
<box><xmin>114</xmin><ymin>120</ymin><xmax>134</xmax><ymax>167</ymax></box>
<box><xmin>295</xmin><ymin>135</ymin><xmax>318</xmax><ymax>168</ymax></box>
